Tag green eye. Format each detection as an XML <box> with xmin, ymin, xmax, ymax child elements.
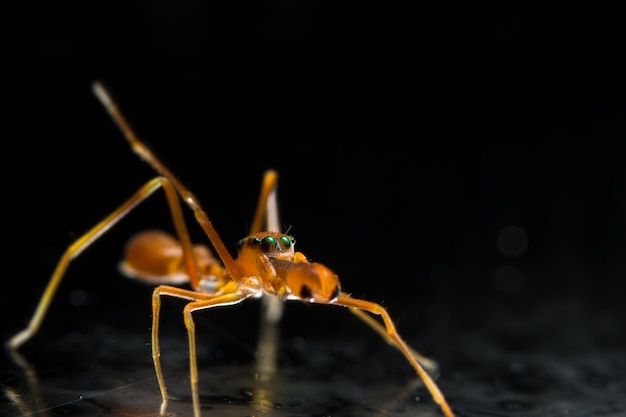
<box><xmin>279</xmin><ymin>236</ymin><xmax>293</xmax><ymax>251</ymax></box>
<box><xmin>260</xmin><ymin>236</ymin><xmax>277</xmax><ymax>252</ymax></box>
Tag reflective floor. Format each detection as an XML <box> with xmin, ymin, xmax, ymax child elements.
<box><xmin>2</xmin><ymin>297</ymin><xmax>449</xmax><ymax>417</ymax></box>
<box><xmin>2</xmin><ymin>286</ymin><xmax>625</xmax><ymax>417</ymax></box>
<box><xmin>4</xmin><ymin>2</ymin><xmax>626</xmax><ymax>417</ymax></box>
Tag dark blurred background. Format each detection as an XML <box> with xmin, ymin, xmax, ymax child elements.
<box><xmin>1</xmin><ymin>2</ymin><xmax>626</xmax><ymax>416</ymax></box>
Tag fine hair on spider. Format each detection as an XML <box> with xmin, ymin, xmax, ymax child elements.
<box><xmin>7</xmin><ymin>81</ymin><xmax>455</xmax><ymax>417</ymax></box>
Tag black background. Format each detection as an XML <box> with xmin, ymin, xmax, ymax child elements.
<box><xmin>2</xmin><ymin>2</ymin><xmax>626</xmax><ymax>416</ymax></box>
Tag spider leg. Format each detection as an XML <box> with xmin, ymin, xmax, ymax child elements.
<box><xmin>334</xmin><ymin>294</ymin><xmax>454</xmax><ymax>417</ymax></box>
<box><xmin>347</xmin><ymin>307</ymin><xmax>439</xmax><ymax>375</ymax></box>
<box><xmin>93</xmin><ymin>81</ymin><xmax>241</xmax><ymax>282</ymax></box>
<box><xmin>249</xmin><ymin>169</ymin><xmax>279</xmax><ymax>235</ymax></box>
<box><xmin>8</xmin><ymin>175</ymin><xmax>201</xmax><ymax>350</ymax></box>
<box><xmin>151</xmin><ymin>285</ymin><xmax>251</xmax><ymax>416</ymax></box>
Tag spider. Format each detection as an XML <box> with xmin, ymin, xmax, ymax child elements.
<box><xmin>7</xmin><ymin>81</ymin><xmax>455</xmax><ymax>417</ymax></box>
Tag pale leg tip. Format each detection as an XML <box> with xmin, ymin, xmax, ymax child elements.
<box><xmin>7</xmin><ymin>330</ymin><xmax>30</xmax><ymax>350</ymax></box>
<box><xmin>159</xmin><ymin>400</ymin><xmax>168</xmax><ymax>416</ymax></box>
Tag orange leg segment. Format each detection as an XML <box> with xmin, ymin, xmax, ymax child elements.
<box><xmin>335</xmin><ymin>294</ymin><xmax>454</xmax><ymax>417</ymax></box>
<box><xmin>8</xmin><ymin>176</ymin><xmax>201</xmax><ymax>350</ymax></box>
<box><xmin>249</xmin><ymin>169</ymin><xmax>279</xmax><ymax>235</ymax></box>
<box><xmin>347</xmin><ymin>308</ymin><xmax>439</xmax><ymax>375</ymax></box>
<box><xmin>93</xmin><ymin>82</ymin><xmax>241</xmax><ymax>283</ymax></box>
<box><xmin>151</xmin><ymin>285</ymin><xmax>252</xmax><ymax>417</ymax></box>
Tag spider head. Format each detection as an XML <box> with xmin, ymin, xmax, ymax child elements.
<box><xmin>235</xmin><ymin>232</ymin><xmax>295</xmax><ymax>277</ymax></box>
<box><xmin>236</xmin><ymin>232</ymin><xmax>296</xmax><ymax>258</ymax></box>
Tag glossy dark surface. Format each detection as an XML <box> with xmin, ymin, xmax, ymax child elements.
<box><xmin>2</xmin><ymin>272</ymin><xmax>624</xmax><ymax>416</ymax></box>
<box><xmin>3</xmin><ymin>2</ymin><xmax>626</xmax><ymax>417</ymax></box>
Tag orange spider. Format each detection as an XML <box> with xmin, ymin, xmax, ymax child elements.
<box><xmin>7</xmin><ymin>81</ymin><xmax>455</xmax><ymax>417</ymax></box>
